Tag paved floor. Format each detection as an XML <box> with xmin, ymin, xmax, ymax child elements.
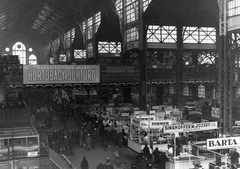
<box><xmin>67</xmin><ymin>141</ymin><xmax>134</xmax><ymax>169</ymax></box>
<box><xmin>45</xmin><ymin>118</ymin><xmax>136</xmax><ymax>169</ymax></box>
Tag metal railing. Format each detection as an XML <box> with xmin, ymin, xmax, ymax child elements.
<box><xmin>30</xmin><ymin>114</ymin><xmax>76</xmax><ymax>169</ymax></box>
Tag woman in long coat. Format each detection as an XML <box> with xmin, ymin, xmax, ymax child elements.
<box><xmin>159</xmin><ymin>151</ymin><xmax>167</xmax><ymax>169</ymax></box>
<box><xmin>85</xmin><ymin>134</ymin><xmax>92</xmax><ymax>151</ymax></box>
<box><xmin>80</xmin><ymin>156</ymin><xmax>89</xmax><ymax>169</ymax></box>
<box><xmin>152</xmin><ymin>147</ymin><xmax>160</xmax><ymax>166</ymax></box>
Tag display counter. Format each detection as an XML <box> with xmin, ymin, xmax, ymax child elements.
<box><xmin>166</xmin><ymin>154</ymin><xmax>215</xmax><ymax>169</ymax></box>
<box><xmin>128</xmin><ymin>138</ymin><xmax>168</xmax><ymax>153</ymax></box>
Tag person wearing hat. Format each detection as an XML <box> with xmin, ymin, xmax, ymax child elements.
<box><xmin>85</xmin><ymin>133</ymin><xmax>92</xmax><ymax>151</ymax></box>
<box><xmin>104</xmin><ymin>157</ymin><xmax>114</xmax><ymax>169</ymax></box>
<box><xmin>96</xmin><ymin>161</ymin><xmax>104</xmax><ymax>169</ymax></box>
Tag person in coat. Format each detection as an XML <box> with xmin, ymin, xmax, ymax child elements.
<box><xmin>152</xmin><ymin>147</ymin><xmax>160</xmax><ymax>166</ymax></box>
<box><xmin>104</xmin><ymin>157</ymin><xmax>114</xmax><ymax>169</ymax></box>
<box><xmin>159</xmin><ymin>151</ymin><xmax>167</xmax><ymax>169</ymax></box>
<box><xmin>85</xmin><ymin>134</ymin><xmax>92</xmax><ymax>151</ymax></box>
<box><xmin>80</xmin><ymin>156</ymin><xmax>89</xmax><ymax>169</ymax></box>
<box><xmin>91</xmin><ymin>129</ymin><xmax>98</xmax><ymax>149</ymax></box>
<box><xmin>79</xmin><ymin>128</ymin><xmax>83</xmax><ymax>147</ymax></box>
<box><xmin>142</xmin><ymin>144</ymin><xmax>150</xmax><ymax>160</ymax></box>
<box><xmin>96</xmin><ymin>161</ymin><xmax>104</xmax><ymax>169</ymax></box>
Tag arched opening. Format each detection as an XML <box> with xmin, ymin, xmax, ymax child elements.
<box><xmin>29</xmin><ymin>54</ymin><xmax>37</xmax><ymax>65</ymax></box>
<box><xmin>12</xmin><ymin>42</ymin><xmax>26</xmax><ymax>64</ymax></box>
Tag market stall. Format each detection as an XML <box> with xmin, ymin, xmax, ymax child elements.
<box><xmin>163</xmin><ymin>121</ymin><xmax>219</xmax><ymax>169</ymax></box>
<box><xmin>128</xmin><ymin>115</ymin><xmax>173</xmax><ymax>153</ymax></box>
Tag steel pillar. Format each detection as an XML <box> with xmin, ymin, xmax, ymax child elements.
<box><xmin>176</xmin><ymin>25</ymin><xmax>183</xmax><ymax>106</ymax></box>
<box><xmin>139</xmin><ymin>0</ymin><xmax>147</xmax><ymax>111</ymax></box>
<box><xmin>218</xmin><ymin>0</ymin><xmax>232</xmax><ymax>135</ymax></box>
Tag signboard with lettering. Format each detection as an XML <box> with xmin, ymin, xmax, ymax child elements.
<box><xmin>163</xmin><ymin>121</ymin><xmax>218</xmax><ymax>133</ymax></box>
<box><xmin>149</xmin><ymin>110</ymin><xmax>156</xmax><ymax>114</ymax></box>
<box><xmin>235</xmin><ymin>121</ymin><xmax>240</xmax><ymax>126</ymax></box>
<box><xmin>135</xmin><ymin>115</ymin><xmax>156</xmax><ymax>121</ymax></box>
<box><xmin>140</xmin><ymin>121</ymin><xmax>149</xmax><ymax>128</ymax></box>
<box><xmin>233</xmin><ymin>120</ymin><xmax>240</xmax><ymax>128</ymax></box>
<box><xmin>23</xmin><ymin>65</ymin><xmax>100</xmax><ymax>84</ymax></box>
<box><xmin>27</xmin><ymin>151</ymin><xmax>39</xmax><ymax>157</ymax></box>
<box><xmin>207</xmin><ymin>137</ymin><xmax>240</xmax><ymax>150</ymax></box>
<box><xmin>134</xmin><ymin>111</ymin><xmax>146</xmax><ymax>115</ymax></box>
<box><xmin>100</xmin><ymin>65</ymin><xmax>140</xmax><ymax>83</ymax></box>
<box><xmin>150</xmin><ymin>120</ymin><xmax>171</xmax><ymax>128</ymax></box>
<box><xmin>0</xmin><ymin>64</ymin><xmax>23</xmax><ymax>85</ymax></box>
<box><xmin>131</xmin><ymin>118</ymin><xmax>140</xmax><ymax>126</ymax></box>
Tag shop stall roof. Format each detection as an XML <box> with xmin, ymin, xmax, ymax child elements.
<box><xmin>0</xmin><ymin>126</ymin><xmax>38</xmax><ymax>138</ymax></box>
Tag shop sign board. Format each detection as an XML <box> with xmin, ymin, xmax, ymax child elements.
<box><xmin>207</xmin><ymin>137</ymin><xmax>240</xmax><ymax>150</ymax></box>
<box><xmin>150</xmin><ymin>120</ymin><xmax>171</xmax><ymax>128</ymax></box>
<box><xmin>27</xmin><ymin>151</ymin><xmax>38</xmax><ymax>157</ymax></box>
<box><xmin>131</xmin><ymin>118</ymin><xmax>140</xmax><ymax>126</ymax></box>
<box><xmin>233</xmin><ymin>120</ymin><xmax>240</xmax><ymax>128</ymax></box>
<box><xmin>163</xmin><ymin>121</ymin><xmax>218</xmax><ymax>133</ymax></box>
<box><xmin>149</xmin><ymin>110</ymin><xmax>156</xmax><ymax>114</ymax></box>
<box><xmin>140</xmin><ymin>121</ymin><xmax>149</xmax><ymax>128</ymax></box>
<box><xmin>133</xmin><ymin>107</ymin><xmax>140</xmax><ymax>111</ymax></box>
<box><xmin>100</xmin><ymin>65</ymin><xmax>140</xmax><ymax>83</ymax></box>
<box><xmin>23</xmin><ymin>65</ymin><xmax>100</xmax><ymax>84</ymax></box>
<box><xmin>121</xmin><ymin>107</ymin><xmax>131</xmax><ymax>111</ymax></box>
<box><xmin>134</xmin><ymin>111</ymin><xmax>146</xmax><ymax>115</ymax></box>
<box><xmin>135</xmin><ymin>115</ymin><xmax>155</xmax><ymax>121</ymax></box>
<box><xmin>235</xmin><ymin>121</ymin><xmax>240</xmax><ymax>126</ymax></box>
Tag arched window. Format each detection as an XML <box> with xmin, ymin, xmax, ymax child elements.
<box><xmin>29</xmin><ymin>54</ymin><xmax>37</xmax><ymax>65</ymax></box>
<box><xmin>12</xmin><ymin>42</ymin><xmax>26</xmax><ymax>64</ymax></box>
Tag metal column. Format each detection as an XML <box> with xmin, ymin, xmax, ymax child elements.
<box><xmin>218</xmin><ymin>0</ymin><xmax>232</xmax><ymax>135</ymax></box>
<box><xmin>176</xmin><ymin>25</ymin><xmax>183</xmax><ymax>106</ymax></box>
<box><xmin>139</xmin><ymin>0</ymin><xmax>147</xmax><ymax>111</ymax></box>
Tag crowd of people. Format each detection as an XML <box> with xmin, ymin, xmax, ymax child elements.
<box><xmin>26</xmin><ymin>88</ymin><xmax>171</xmax><ymax>169</ymax></box>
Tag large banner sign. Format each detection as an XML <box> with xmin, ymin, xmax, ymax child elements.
<box><xmin>100</xmin><ymin>65</ymin><xmax>140</xmax><ymax>83</ymax></box>
<box><xmin>207</xmin><ymin>137</ymin><xmax>240</xmax><ymax>150</ymax></box>
<box><xmin>163</xmin><ymin>121</ymin><xmax>218</xmax><ymax>133</ymax></box>
<box><xmin>23</xmin><ymin>65</ymin><xmax>100</xmax><ymax>84</ymax></box>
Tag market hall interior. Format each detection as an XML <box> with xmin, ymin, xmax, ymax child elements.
<box><xmin>0</xmin><ymin>0</ymin><xmax>240</xmax><ymax>169</ymax></box>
